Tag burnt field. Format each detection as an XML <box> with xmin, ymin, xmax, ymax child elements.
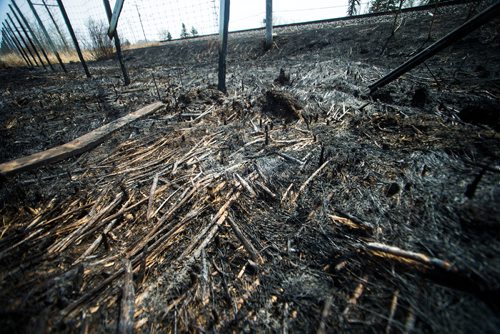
<box><xmin>0</xmin><ymin>2</ymin><xmax>499</xmax><ymax>333</ymax></box>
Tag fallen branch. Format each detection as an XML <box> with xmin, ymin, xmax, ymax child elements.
<box><xmin>291</xmin><ymin>160</ymin><xmax>330</xmax><ymax>205</ymax></box>
<box><xmin>366</xmin><ymin>242</ymin><xmax>454</xmax><ymax>271</ymax></box>
<box><xmin>0</xmin><ymin>102</ymin><xmax>165</xmax><ymax>176</ymax></box>
<box><xmin>227</xmin><ymin>216</ymin><xmax>263</xmax><ymax>263</ymax></box>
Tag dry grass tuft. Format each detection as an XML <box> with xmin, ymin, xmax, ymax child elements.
<box><xmin>0</xmin><ymin>52</ymin><xmax>26</xmax><ymax>68</ymax></box>
<box><xmin>0</xmin><ymin>41</ymin><xmax>161</xmax><ymax>68</ymax></box>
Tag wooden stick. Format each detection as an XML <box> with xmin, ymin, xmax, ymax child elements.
<box><xmin>343</xmin><ymin>276</ymin><xmax>368</xmax><ymax>318</ymax></box>
<box><xmin>385</xmin><ymin>290</ymin><xmax>399</xmax><ymax>334</ymax></box>
<box><xmin>255</xmin><ymin>181</ymin><xmax>276</xmax><ymax>199</ymax></box>
<box><xmin>179</xmin><ymin>190</ymin><xmax>241</xmax><ymax>261</ymax></box>
<box><xmin>276</xmin><ymin>152</ymin><xmax>305</xmax><ymax>165</ymax></box>
<box><xmin>146</xmin><ymin>173</ymin><xmax>159</xmax><ymax>221</ymax></box>
<box><xmin>366</xmin><ymin>242</ymin><xmax>455</xmax><ymax>271</ymax></box>
<box><xmin>118</xmin><ymin>259</ymin><xmax>135</xmax><ymax>334</ymax></box>
<box><xmin>126</xmin><ymin>184</ymin><xmax>200</xmax><ymax>258</ymax></box>
<box><xmin>49</xmin><ymin>192</ymin><xmax>124</xmax><ymax>254</ymax></box>
<box><xmin>403</xmin><ymin>305</ymin><xmax>415</xmax><ymax>334</ymax></box>
<box><xmin>0</xmin><ymin>102</ymin><xmax>164</xmax><ymax>176</ymax></box>
<box><xmin>73</xmin><ymin>218</ymin><xmax>119</xmax><ymax>264</ymax></box>
<box><xmin>317</xmin><ymin>296</ymin><xmax>333</xmax><ymax>334</ymax></box>
<box><xmin>227</xmin><ymin>216</ymin><xmax>263</xmax><ymax>263</ymax></box>
<box><xmin>235</xmin><ymin>173</ymin><xmax>257</xmax><ymax>198</ymax></box>
<box><xmin>290</xmin><ymin>160</ymin><xmax>330</xmax><ymax>206</ymax></box>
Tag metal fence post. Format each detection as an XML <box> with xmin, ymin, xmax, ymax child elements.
<box><xmin>11</xmin><ymin>1</ymin><xmax>54</xmax><ymax>71</ymax></box>
<box><xmin>135</xmin><ymin>4</ymin><xmax>147</xmax><ymax>42</ymax></box>
<box><xmin>368</xmin><ymin>1</ymin><xmax>500</xmax><ymax>93</ymax></box>
<box><xmin>55</xmin><ymin>0</ymin><xmax>91</xmax><ymax>78</ymax></box>
<box><xmin>218</xmin><ymin>0</ymin><xmax>230</xmax><ymax>93</ymax></box>
<box><xmin>3</xmin><ymin>22</ymin><xmax>34</xmax><ymax>67</ymax></box>
<box><xmin>26</xmin><ymin>0</ymin><xmax>67</xmax><ymax>72</ymax></box>
<box><xmin>9</xmin><ymin>5</ymin><xmax>46</xmax><ymax>69</ymax></box>
<box><xmin>5</xmin><ymin>31</ymin><xmax>32</xmax><ymax>67</ymax></box>
<box><xmin>265</xmin><ymin>0</ymin><xmax>273</xmax><ymax>49</ymax></box>
<box><xmin>3</xmin><ymin>28</ymin><xmax>31</xmax><ymax>68</ymax></box>
<box><xmin>42</xmin><ymin>0</ymin><xmax>70</xmax><ymax>51</ymax></box>
<box><xmin>6</xmin><ymin>14</ymin><xmax>40</xmax><ymax>67</ymax></box>
<box><xmin>103</xmin><ymin>0</ymin><xmax>130</xmax><ymax>85</ymax></box>
<box><xmin>2</xmin><ymin>30</ymin><xmax>16</xmax><ymax>53</ymax></box>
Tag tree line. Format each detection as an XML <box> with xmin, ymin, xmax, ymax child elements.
<box><xmin>348</xmin><ymin>0</ymin><xmax>449</xmax><ymax>15</ymax></box>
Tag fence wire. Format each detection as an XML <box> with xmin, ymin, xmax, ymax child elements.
<box><xmin>1</xmin><ymin>0</ymin><xmax>449</xmax><ymax>59</ymax></box>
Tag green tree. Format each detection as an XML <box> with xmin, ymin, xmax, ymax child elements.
<box><xmin>369</xmin><ymin>0</ymin><xmax>398</xmax><ymax>12</ymax></box>
<box><xmin>191</xmin><ymin>26</ymin><xmax>198</xmax><ymax>37</ymax></box>
<box><xmin>159</xmin><ymin>29</ymin><xmax>172</xmax><ymax>41</ymax></box>
<box><xmin>180</xmin><ymin>23</ymin><xmax>189</xmax><ymax>39</ymax></box>
<box><xmin>347</xmin><ymin>0</ymin><xmax>360</xmax><ymax>16</ymax></box>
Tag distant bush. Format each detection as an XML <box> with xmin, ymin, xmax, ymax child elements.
<box><xmin>86</xmin><ymin>18</ymin><xmax>114</xmax><ymax>61</ymax></box>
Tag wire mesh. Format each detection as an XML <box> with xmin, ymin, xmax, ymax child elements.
<box><xmin>0</xmin><ymin>0</ymin><xmax>450</xmax><ymax>56</ymax></box>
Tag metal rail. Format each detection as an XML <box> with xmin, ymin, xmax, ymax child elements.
<box><xmin>368</xmin><ymin>1</ymin><xmax>500</xmax><ymax>93</ymax></box>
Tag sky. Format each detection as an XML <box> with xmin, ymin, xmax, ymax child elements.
<box><xmin>0</xmin><ymin>0</ymin><xmax>372</xmax><ymax>47</ymax></box>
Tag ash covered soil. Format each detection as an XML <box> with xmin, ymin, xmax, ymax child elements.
<box><xmin>1</xmin><ymin>2</ymin><xmax>500</xmax><ymax>333</ymax></box>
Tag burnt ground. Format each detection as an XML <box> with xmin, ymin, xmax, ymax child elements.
<box><xmin>0</xmin><ymin>2</ymin><xmax>500</xmax><ymax>333</ymax></box>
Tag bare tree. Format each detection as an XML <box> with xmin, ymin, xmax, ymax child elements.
<box><xmin>86</xmin><ymin>19</ymin><xmax>114</xmax><ymax>60</ymax></box>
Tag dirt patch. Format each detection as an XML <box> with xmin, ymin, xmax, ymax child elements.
<box><xmin>261</xmin><ymin>89</ymin><xmax>302</xmax><ymax>123</ymax></box>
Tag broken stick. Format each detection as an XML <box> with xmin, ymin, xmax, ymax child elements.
<box><xmin>227</xmin><ymin>215</ymin><xmax>263</xmax><ymax>263</ymax></box>
<box><xmin>366</xmin><ymin>242</ymin><xmax>455</xmax><ymax>271</ymax></box>
<box><xmin>118</xmin><ymin>259</ymin><xmax>135</xmax><ymax>334</ymax></box>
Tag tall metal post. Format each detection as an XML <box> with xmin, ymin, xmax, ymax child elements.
<box><xmin>218</xmin><ymin>0</ymin><xmax>230</xmax><ymax>93</ymax></box>
<box><xmin>3</xmin><ymin>29</ymin><xmax>32</xmax><ymax>67</ymax></box>
<box><xmin>265</xmin><ymin>0</ymin><xmax>273</xmax><ymax>49</ymax></box>
<box><xmin>135</xmin><ymin>4</ymin><xmax>147</xmax><ymax>42</ymax></box>
<box><xmin>2</xmin><ymin>30</ymin><xmax>16</xmax><ymax>52</ymax></box>
<box><xmin>6</xmin><ymin>14</ymin><xmax>40</xmax><ymax>66</ymax></box>
<box><xmin>11</xmin><ymin>1</ymin><xmax>54</xmax><ymax>71</ymax></box>
<box><xmin>368</xmin><ymin>1</ymin><xmax>500</xmax><ymax>93</ymax></box>
<box><xmin>42</xmin><ymin>0</ymin><xmax>69</xmax><ymax>51</ymax></box>
<box><xmin>55</xmin><ymin>0</ymin><xmax>91</xmax><ymax>78</ymax></box>
<box><xmin>4</xmin><ymin>22</ymin><xmax>34</xmax><ymax>67</ymax></box>
<box><xmin>26</xmin><ymin>0</ymin><xmax>67</xmax><ymax>72</ymax></box>
<box><xmin>2</xmin><ymin>30</ymin><xmax>16</xmax><ymax>54</ymax></box>
<box><xmin>8</xmin><ymin>7</ymin><xmax>46</xmax><ymax>69</ymax></box>
<box><xmin>103</xmin><ymin>0</ymin><xmax>130</xmax><ymax>85</ymax></box>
